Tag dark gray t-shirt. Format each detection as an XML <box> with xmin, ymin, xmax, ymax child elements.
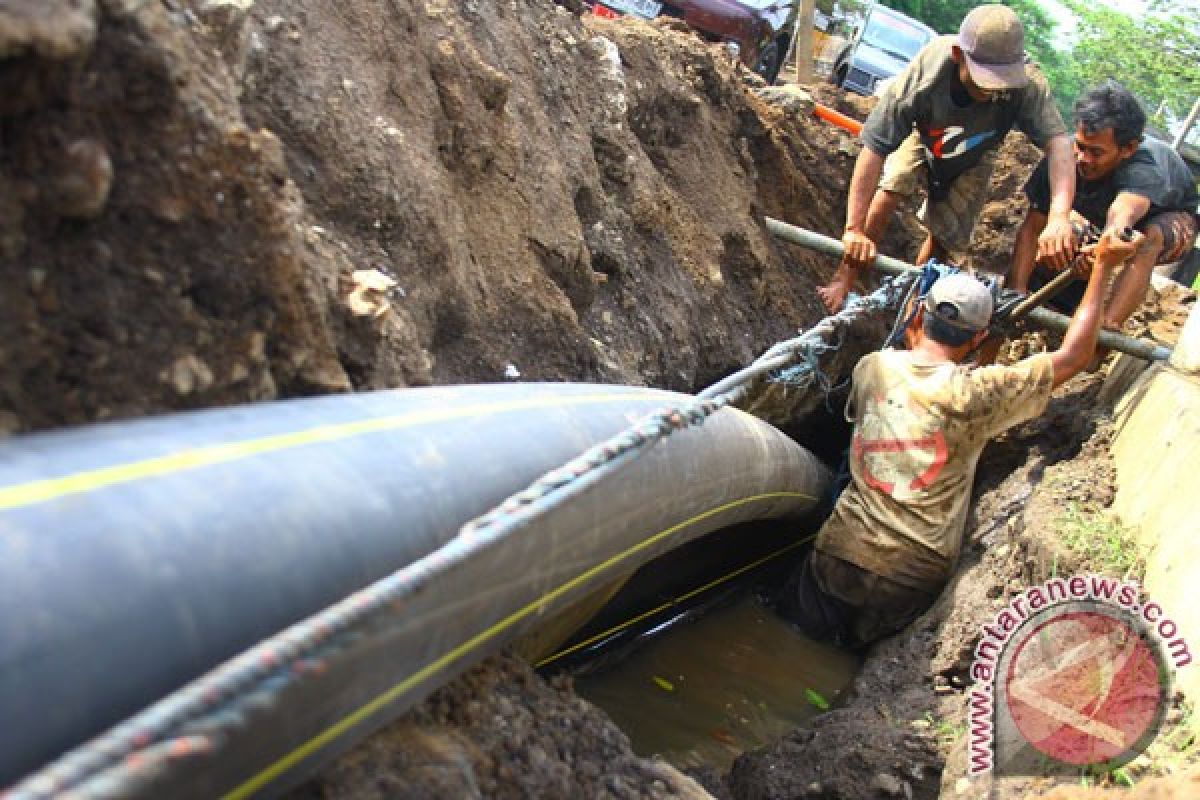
<box><xmin>861</xmin><ymin>36</ymin><xmax>1066</xmax><ymax>190</ymax></box>
<box><xmin>1025</xmin><ymin>137</ymin><xmax>1200</xmax><ymax>227</ymax></box>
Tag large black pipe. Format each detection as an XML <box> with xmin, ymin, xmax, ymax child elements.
<box><xmin>0</xmin><ymin>383</ymin><xmax>828</xmax><ymax>796</ymax></box>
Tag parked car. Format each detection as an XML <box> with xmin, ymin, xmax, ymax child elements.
<box><xmin>592</xmin><ymin>0</ymin><xmax>798</xmax><ymax>85</ymax></box>
<box><xmin>829</xmin><ymin>3</ymin><xmax>934</xmax><ymax>96</ymax></box>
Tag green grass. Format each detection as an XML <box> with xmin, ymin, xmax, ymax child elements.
<box><xmin>1148</xmin><ymin>700</ymin><xmax>1199</xmax><ymax>772</ymax></box>
<box><xmin>923</xmin><ymin>711</ymin><xmax>965</xmax><ymax>749</ymax></box>
<box><xmin>1075</xmin><ymin>768</ymin><xmax>1130</xmax><ymax>788</ymax></box>
<box><xmin>1088</xmin><ymin>702</ymin><xmax>1200</xmax><ymax>787</ymax></box>
<box><xmin>1054</xmin><ymin>502</ymin><xmax>1146</xmax><ymax>580</ymax></box>
<box><xmin>1087</xmin><ymin>692</ymin><xmax>1199</xmax><ymax>789</ymax></box>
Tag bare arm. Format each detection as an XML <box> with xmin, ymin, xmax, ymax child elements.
<box><xmin>1102</xmin><ymin>192</ymin><xmax>1154</xmax><ymax>327</ymax></box>
<box><xmin>1036</xmin><ymin>134</ymin><xmax>1077</xmax><ymax>270</ymax></box>
<box><xmin>1049</xmin><ymin>229</ymin><xmax>1141</xmax><ymax>386</ymax></box>
<box><xmin>1104</xmin><ymin>191</ymin><xmax>1151</xmax><ymax>232</ymax></box>
<box><xmin>819</xmin><ymin>147</ymin><xmax>888</xmax><ymax>312</ymax></box>
<box><xmin>842</xmin><ymin>147</ymin><xmax>886</xmax><ymax>268</ymax></box>
<box><xmin>1009</xmin><ymin>210</ymin><xmax>1047</xmax><ymax>292</ymax></box>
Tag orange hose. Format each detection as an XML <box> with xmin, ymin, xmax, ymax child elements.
<box><xmin>813</xmin><ymin>103</ymin><xmax>863</xmax><ymax>137</ymax></box>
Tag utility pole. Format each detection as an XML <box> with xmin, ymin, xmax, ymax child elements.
<box><xmin>1172</xmin><ymin>97</ymin><xmax>1200</xmax><ymax>151</ymax></box>
<box><xmin>790</xmin><ymin>0</ymin><xmax>816</xmax><ymax>84</ymax></box>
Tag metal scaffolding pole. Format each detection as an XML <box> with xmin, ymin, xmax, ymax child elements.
<box><xmin>765</xmin><ymin>216</ymin><xmax>1173</xmax><ymax>363</ymax></box>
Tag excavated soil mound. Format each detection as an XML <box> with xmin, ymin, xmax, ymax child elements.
<box><xmin>0</xmin><ymin>0</ymin><xmax>871</xmax><ymax>435</ymax></box>
<box><xmin>290</xmin><ymin>652</ymin><xmax>712</xmax><ymax>799</ymax></box>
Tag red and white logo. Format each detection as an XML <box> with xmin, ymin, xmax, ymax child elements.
<box><xmin>966</xmin><ymin>580</ymin><xmax>1189</xmax><ymax>778</ymax></box>
<box><xmin>1002</xmin><ymin>607</ymin><xmax>1166</xmax><ymax>768</ymax></box>
<box><xmin>853</xmin><ymin>389</ymin><xmax>947</xmax><ymax>499</ymax></box>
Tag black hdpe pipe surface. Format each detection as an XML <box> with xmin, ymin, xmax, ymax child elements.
<box><xmin>0</xmin><ymin>383</ymin><xmax>828</xmax><ymax>797</ymax></box>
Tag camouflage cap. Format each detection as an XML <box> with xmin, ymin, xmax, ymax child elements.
<box><xmin>957</xmin><ymin>4</ymin><xmax>1028</xmax><ymax>90</ymax></box>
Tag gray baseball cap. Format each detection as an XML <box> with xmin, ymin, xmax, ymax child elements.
<box><xmin>957</xmin><ymin>5</ymin><xmax>1028</xmax><ymax>90</ymax></box>
<box><xmin>924</xmin><ymin>273</ymin><xmax>994</xmax><ymax>332</ymax></box>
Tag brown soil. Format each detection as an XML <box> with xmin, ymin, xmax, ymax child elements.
<box><xmin>0</xmin><ymin>0</ymin><xmax>864</xmax><ymax>434</ymax></box>
<box><xmin>2</xmin><ymin>1</ymin><xmax>1194</xmax><ymax>798</ymax></box>
<box><xmin>729</xmin><ymin>368</ymin><xmax>1117</xmax><ymax>800</ymax></box>
<box><xmin>968</xmin><ymin>133</ymin><xmax>1044</xmax><ymax>274</ymax></box>
<box><xmin>289</xmin><ymin>652</ymin><xmax>712</xmax><ymax>800</ymax></box>
<box><xmin>730</xmin><ymin>297</ymin><xmax>1198</xmax><ymax>800</ymax></box>
<box><xmin>1030</xmin><ymin>770</ymin><xmax>1200</xmax><ymax>800</ymax></box>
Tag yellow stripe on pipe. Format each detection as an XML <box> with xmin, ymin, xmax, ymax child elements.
<box><xmin>223</xmin><ymin>490</ymin><xmax>814</xmax><ymax>800</ymax></box>
<box><xmin>535</xmin><ymin>533</ymin><xmax>817</xmax><ymax>669</ymax></box>
<box><xmin>0</xmin><ymin>392</ymin><xmax>654</xmax><ymax>512</ymax></box>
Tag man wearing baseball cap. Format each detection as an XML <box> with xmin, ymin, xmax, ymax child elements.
<box><xmin>819</xmin><ymin>4</ymin><xmax>1077</xmax><ymax>313</ymax></box>
<box><xmin>781</xmin><ymin>228</ymin><xmax>1139</xmax><ymax>647</ymax></box>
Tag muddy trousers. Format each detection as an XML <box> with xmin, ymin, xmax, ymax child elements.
<box><xmin>777</xmin><ymin>550</ymin><xmax>936</xmax><ymax>650</ymax></box>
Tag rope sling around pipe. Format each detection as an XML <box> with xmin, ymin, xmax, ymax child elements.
<box><xmin>8</xmin><ymin>290</ymin><xmax>919</xmax><ymax>799</ymax></box>
<box><xmin>765</xmin><ymin>216</ymin><xmax>1174</xmax><ymax>364</ymax></box>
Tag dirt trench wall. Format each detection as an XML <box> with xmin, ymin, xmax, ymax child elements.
<box><xmin>0</xmin><ymin>0</ymin><xmax>887</xmax><ymax>795</ymax></box>
<box><xmin>0</xmin><ymin>0</ymin><xmax>867</xmax><ymax>435</ymax></box>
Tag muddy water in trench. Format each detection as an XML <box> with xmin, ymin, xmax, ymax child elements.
<box><xmin>573</xmin><ymin>594</ymin><xmax>860</xmax><ymax>771</ymax></box>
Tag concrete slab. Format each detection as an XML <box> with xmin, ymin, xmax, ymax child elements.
<box><xmin>1111</xmin><ymin>303</ymin><xmax>1200</xmax><ymax>701</ymax></box>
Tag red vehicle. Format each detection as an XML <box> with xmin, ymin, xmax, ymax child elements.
<box><xmin>593</xmin><ymin>0</ymin><xmax>798</xmax><ymax>84</ymax></box>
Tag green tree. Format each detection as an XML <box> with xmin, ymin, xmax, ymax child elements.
<box><xmin>878</xmin><ymin>1</ymin><xmax>1080</xmax><ymax>118</ymax></box>
<box><xmin>883</xmin><ymin>0</ymin><xmax>974</xmax><ymax>34</ymax></box>
<box><xmin>1063</xmin><ymin>0</ymin><xmax>1200</xmax><ymax>126</ymax></box>
<box><xmin>862</xmin><ymin>1</ymin><xmax>1200</xmax><ymax>127</ymax></box>
<box><xmin>1007</xmin><ymin>0</ymin><xmax>1082</xmax><ymax>122</ymax></box>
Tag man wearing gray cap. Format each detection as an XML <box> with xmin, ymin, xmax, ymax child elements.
<box><xmin>781</xmin><ymin>228</ymin><xmax>1139</xmax><ymax>647</ymax></box>
<box><xmin>818</xmin><ymin>4</ymin><xmax>1077</xmax><ymax>313</ymax></box>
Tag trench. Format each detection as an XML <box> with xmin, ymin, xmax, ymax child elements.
<box><xmin>538</xmin><ymin>397</ymin><xmax>861</xmax><ymax>774</ymax></box>
<box><xmin>568</xmin><ymin>589</ymin><xmax>859</xmax><ymax>773</ymax></box>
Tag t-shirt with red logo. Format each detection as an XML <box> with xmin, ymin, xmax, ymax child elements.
<box><xmin>815</xmin><ymin>349</ymin><xmax>1054</xmax><ymax>592</ymax></box>
<box><xmin>860</xmin><ymin>36</ymin><xmax>1065</xmax><ymax>191</ymax></box>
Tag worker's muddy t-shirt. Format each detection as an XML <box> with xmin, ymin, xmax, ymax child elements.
<box><xmin>815</xmin><ymin>350</ymin><xmax>1055</xmax><ymax>592</ymax></box>
<box><xmin>1025</xmin><ymin>137</ymin><xmax>1200</xmax><ymax>228</ymax></box>
<box><xmin>861</xmin><ymin>36</ymin><xmax>1065</xmax><ymax>190</ymax></box>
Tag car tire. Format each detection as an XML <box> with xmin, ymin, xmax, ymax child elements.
<box><xmin>755</xmin><ymin>39</ymin><xmax>782</xmax><ymax>86</ymax></box>
<box><xmin>829</xmin><ymin>47</ymin><xmax>849</xmax><ymax>87</ymax></box>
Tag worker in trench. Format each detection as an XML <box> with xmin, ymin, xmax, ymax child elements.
<box><xmin>818</xmin><ymin>4</ymin><xmax>1077</xmax><ymax>313</ymax></box>
<box><xmin>776</xmin><ymin>228</ymin><xmax>1141</xmax><ymax>648</ymax></box>
<box><xmin>1009</xmin><ymin>80</ymin><xmax>1200</xmax><ymax>330</ymax></box>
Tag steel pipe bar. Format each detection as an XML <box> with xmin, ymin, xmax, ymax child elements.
<box><xmin>765</xmin><ymin>217</ymin><xmax>1173</xmax><ymax>363</ymax></box>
